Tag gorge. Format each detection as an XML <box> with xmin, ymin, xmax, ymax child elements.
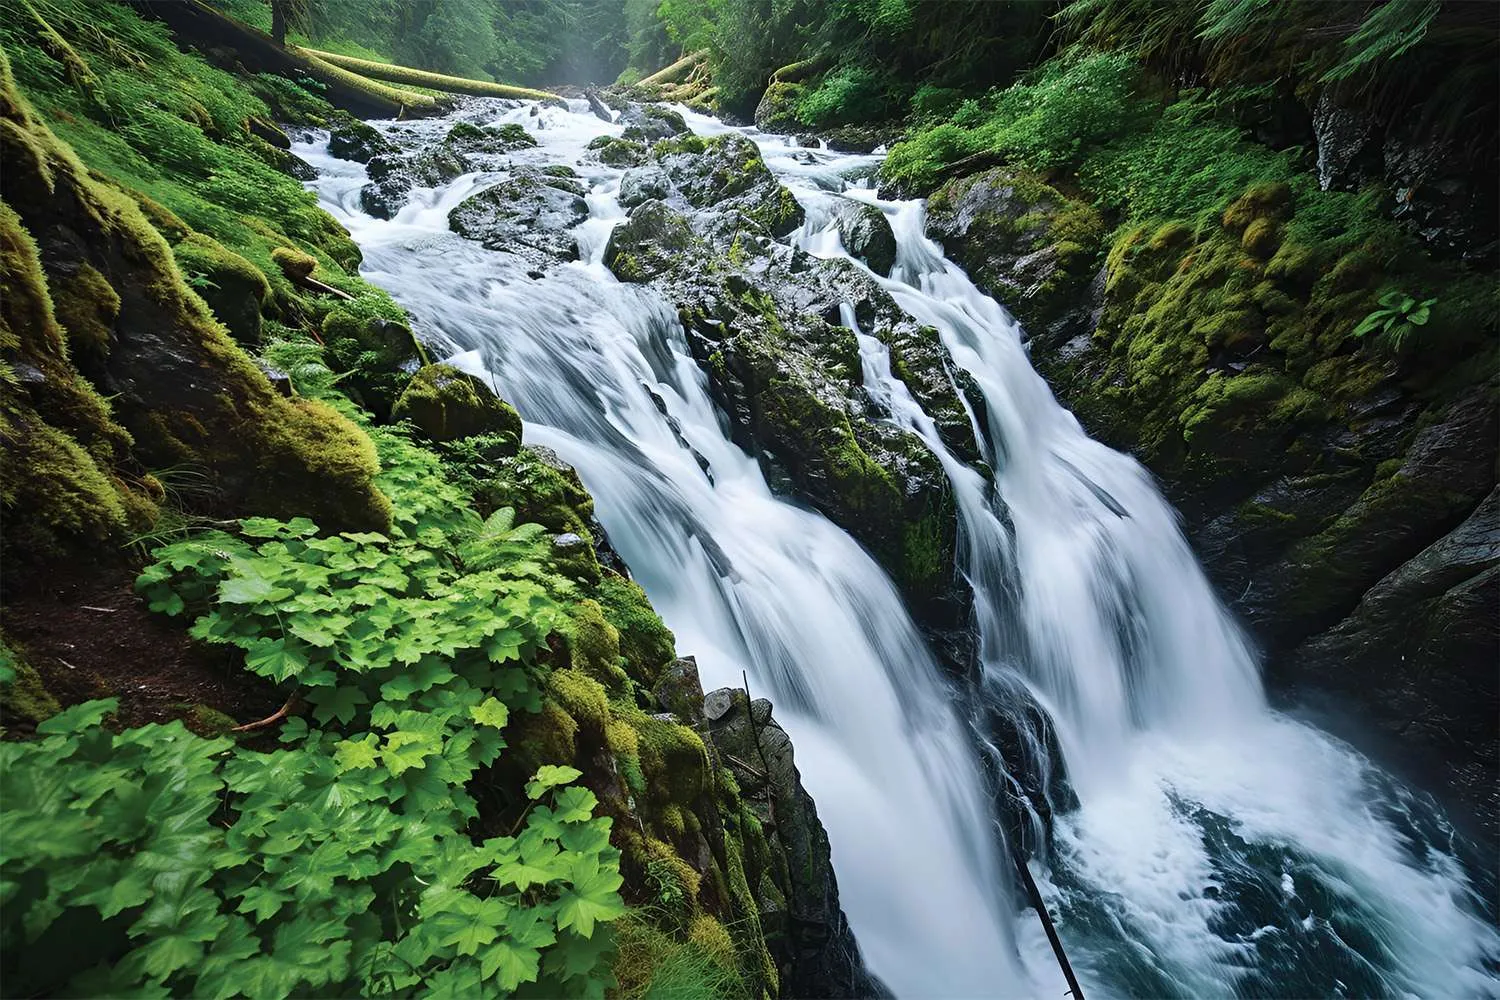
<box><xmin>1</xmin><ymin>2</ymin><xmax>1496</xmax><ymax>997</ymax></box>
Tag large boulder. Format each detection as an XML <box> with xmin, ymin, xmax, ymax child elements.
<box><xmin>926</xmin><ymin>168</ymin><xmax>1105</xmax><ymax>349</ymax></box>
<box><xmin>650</xmin><ymin>133</ymin><xmax>805</xmax><ymax>237</ymax></box>
<box><xmin>830</xmin><ymin>200</ymin><xmax>896</xmax><ymax>276</ymax></box>
<box><xmin>447</xmin><ymin>170</ymin><xmax>589</xmax><ymax>264</ymax></box>
<box><xmin>391</xmin><ymin>363</ymin><xmax>523</xmax><ymax>444</ymax></box>
<box><xmin>442</xmin><ymin>120</ymin><xmax>537</xmax><ymax>156</ymax></box>
<box><xmin>604</xmin><ymin>199</ymin><xmax>700</xmax><ymax>282</ymax></box>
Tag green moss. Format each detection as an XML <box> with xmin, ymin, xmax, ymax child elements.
<box><xmin>1241</xmin><ymin>217</ymin><xmax>1282</xmax><ymax>258</ymax></box>
<box><xmin>511</xmin><ymin>701</ymin><xmax>579</xmax><ymax>774</ymax></box>
<box><xmin>547</xmin><ymin>668</ymin><xmax>610</xmax><ymax>741</ymax></box>
<box><xmin>567</xmin><ymin>599</ymin><xmax>629</xmax><ymax>692</ymax></box>
<box><xmin>250</xmin><ymin>397</ymin><xmax>391</xmax><ymax>532</ymax></box>
<box><xmin>608</xmin><ymin>717</ymin><xmax>647</xmax><ymax>799</ymax></box>
<box><xmin>628</xmin><ymin>709</ymin><xmax>708</xmax><ymax>806</ymax></box>
<box><xmin>597</xmin><ymin>576</ymin><xmax>676</xmax><ymax>685</ymax></box>
<box><xmin>173</xmin><ymin>233</ymin><xmax>270</xmax><ymax>343</ymax></box>
<box><xmin>391</xmin><ymin>363</ymin><xmax>522</xmax><ymax>444</ymax></box>
<box><xmin>271</xmin><ymin>244</ymin><xmax>317</xmax><ymax>280</ymax></box>
<box><xmin>50</xmin><ymin>261</ymin><xmax>118</xmax><ymax>359</ymax></box>
<box><xmin>0</xmin><ymin>639</ymin><xmax>61</xmax><ymax>724</ymax></box>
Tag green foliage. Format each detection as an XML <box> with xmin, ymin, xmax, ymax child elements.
<box><xmin>0</xmin><ymin>425</ymin><xmax>624</xmax><ymax>996</ymax></box>
<box><xmin>884</xmin><ymin>53</ymin><xmax>1146</xmax><ymax>190</ymax></box>
<box><xmin>1354</xmin><ymin>290</ymin><xmax>1436</xmax><ymax>350</ymax></box>
<box><xmin>794</xmin><ymin>64</ymin><xmax>896</xmax><ymax>128</ymax></box>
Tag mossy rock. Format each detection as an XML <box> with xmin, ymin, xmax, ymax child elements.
<box><xmin>391</xmin><ymin>363</ymin><xmax>522</xmax><ymax>444</ymax></box>
<box><xmin>597</xmin><ymin>575</ymin><xmax>676</xmax><ymax>685</ymax></box>
<box><xmin>567</xmin><ymin>599</ymin><xmax>629</xmax><ymax>692</ymax></box>
<box><xmin>326</xmin><ymin>110</ymin><xmax>392</xmax><ymax>163</ymax></box>
<box><xmin>173</xmin><ymin>234</ymin><xmax>270</xmax><ymax>344</ymax></box>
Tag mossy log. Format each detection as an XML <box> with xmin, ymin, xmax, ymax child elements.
<box><xmin>770</xmin><ymin>51</ymin><xmax>833</xmax><ymax>84</ymax></box>
<box><xmin>638</xmin><ymin>50</ymin><xmax>708</xmax><ymax>88</ymax></box>
<box><xmin>128</xmin><ymin>0</ymin><xmax>441</xmax><ymax>118</ymax></box>
<box><xmin>300</xmin><ymin>48</ymin><xmax>562</xmax><ymax>103</ymax></box>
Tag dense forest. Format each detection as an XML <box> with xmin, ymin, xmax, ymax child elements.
<box><xmin>1</xmin><ymin>0</ymin><xmax>1496</xmax><ymax>998</ymax></box>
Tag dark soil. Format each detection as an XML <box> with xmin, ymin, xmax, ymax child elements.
<box><xmin>1</xmin><ymin>562</ymin><xmax>284</xmax><ymax>739</ymax></box>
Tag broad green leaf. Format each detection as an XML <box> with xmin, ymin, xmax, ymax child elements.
<box><xmin>550</xmin><ymin>785</ymin><xmax>597</xmax><ymax>823</ymax></box>
<box><xmin>470</xmin><ymin>697</ymin><xmax>509</xmax><ymax>731</ymax></box>
<box><xmin>37</xmin><ymin>698</ymin><xmax>118</xmax><ymax>735</ymax></box>
<box><xmin>479</xmin><ymin>938</ymin><xmax>543</xmax><ymax>991</ymax></box>
<box><xmin>525</xmin><ymin>765</ymin><xmax>582</xmax><ymax>800</ymax></box>
<box><xmin>148</xmin><ymin>591</ymin><xmax>186</xmax><ymax>616</ymax></box>
<box><xmin>244</xmin><ymin>638</ymin><xmax>308</xmax><ymax>682</ymax></box>
<box><xmin>554</xmin><ymin>854</ymin><xmax>625</xmax><ymax>938</ymax></box>
<box><xmin>335</xmin><ymin>735</ymin><xmax>381</xmax><ymax>772</ymax></box>
<box><xmin>311</xmin><ymin>686</ymin><xmax>369</xmax><ymax>726</ymax></box>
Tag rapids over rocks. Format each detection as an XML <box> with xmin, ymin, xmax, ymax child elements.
<box><xmin>294</xmin><ymin>98</ymin><xmax>1500</xmax><ymax>998</ymax></box>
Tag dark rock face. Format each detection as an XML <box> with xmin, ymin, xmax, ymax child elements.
<box><xmin>442</xmin><ymin>120</ymin><xmax>537</xmax><ymax>156</ymax></box>
<box><xmin>1287</xmin><ymin>488</ymin><xmax>1499</xmax><ymax>838</ymax></box>
<box><xmin>830</xmin><ymin>200</ymin><xmax>896</xmax><ymax>276</ymax></box>
<box><xmin>448</xmin><ymin>170</ymin><xmax>589</xmax><ymax>265</ymax></box>
<box><xmin>618</xmin><ymin>165</ymin><xmax>673</xmax><ymax>208</ymax></box>
<box><xmin>703</xmin><ymin>688</ymin><xmax>886</xmax><ymax>999</ymax></box>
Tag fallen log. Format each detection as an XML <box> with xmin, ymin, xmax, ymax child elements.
<box><xmin>301</xmin><ymin>48</ymin><xmax>563</xmax><ymax>103</ymax></box>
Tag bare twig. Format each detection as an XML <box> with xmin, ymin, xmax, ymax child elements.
<box><xmin>231</xmin><ymin>692</ymin><xmax>301</xmax><ymax>733</ymax></box>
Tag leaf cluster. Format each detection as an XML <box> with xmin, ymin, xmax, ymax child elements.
<box><xmin>1</xmin><ymin>426</ymin><xmax>625</xmax><ymax>997</ymax></box>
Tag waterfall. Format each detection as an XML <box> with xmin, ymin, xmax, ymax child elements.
<box><xmin>296</xmin><ymin>99</ymin><xmax>1500</xmax><ymax>998</ymax></box>
<box><xmin>296</xmin><ymin>110</ymin><xmax>1030</xmax><ymax>998</ymax></box>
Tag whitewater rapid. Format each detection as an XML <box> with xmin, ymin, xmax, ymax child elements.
<box><xmin>296</xmin><ymin>98</ymin><xmax>1500</xmax><ymax>998</ymax></box>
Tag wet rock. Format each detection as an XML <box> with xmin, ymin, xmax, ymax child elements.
<box><xmin>830</xmin><ymin>199</ymin><xmax>896</xmax><ymax>276</ymax></box>
<box><xmin>705</xmin><ymin>688</ymin><xmax>883</xmax><ymax>998</ymax></box>
<box><xmin>618</xmin><ymin>104</ymin><xmax>686</xmax><ymax>142</ymax></box>
<box><xmin>617</xmin><ymin>165</ymin><xmax>672</xmax><ymax>208</ymax></box>
<box><xmin>442</xmin><ymin>121</ymin><xmax>537</xmax><ymax>156</ymax></box>
<box><xmin>1287</xmin><ymin>487</ymin><xmax>1500</xmax><ymax>839</ymax></box>
<box><xmin>650</xmin><ymin>133</ymin><xmax>805</xmax><ymax>237</ymax></box>
<box><xmin>604</xmin><ymin>199</ymin><xmax>701</xmax><ymax>282</ymax></box>
<box><xmin>586</xmin><ymin>135</ymin><xmax>647</xmax><ymax>167</ymax></box>
<box><xmin>926</xmin><ymin>168</ymin><xmax>1105</xmax><ymax>350</ymax></box>
<box><xmin>584</xmin><ymin>89</ymin><xmax>614</xmax><ymax>122</ymax></box>
<box><xmin>360</xmin><ymin>143</ymin><xmax>471</xmax><ymax>219</ymax></box>
<box><xmin>653</xmin><ymin>657</ymin><xmax>704</xmax><ymax>720</ymax></box>
<box><xmin>448</xmin><ymin>170</ymin><xmax>589</xmax><ymax>264</ymax></box>
<box><xmin>391</xmin><ymin>363</ymin><xmax>523</xmax><ymax>444</ymax></box>
<box><xmin>326</xmin><ymin>111</ymin><xmax>393</xmax><ymax>163</ymax></box>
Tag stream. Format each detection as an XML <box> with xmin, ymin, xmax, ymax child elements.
<box><xmin>295</xmin><ymin>98</ymin><xmax>1499</xmax><ymax>998</ymax></box>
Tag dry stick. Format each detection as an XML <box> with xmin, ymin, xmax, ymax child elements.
<box><xmin>231</xmin><ymin>692</ymin><xmax>300</xmax><ymax>733</ymax></box>
<box><xmin>740</xmin><ymin>670</ymin><xmax>776</xmax><ymax>826</ymax></box>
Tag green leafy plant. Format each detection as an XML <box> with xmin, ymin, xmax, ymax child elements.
<box><xmin>1</xmin><ymin>425</ymin><xmax>625</xmax><ymax>997</ymax></box>
<box><xmin>1354</xmin><ymin>290</ymin><xmax>1436</xmax><ymax>349</ymax></box>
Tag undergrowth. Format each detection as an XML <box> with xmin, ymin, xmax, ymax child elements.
<box><xmin>1</xmin><ymin>416</ymin><xmax>628</xmax><ymax>997</ymax></box>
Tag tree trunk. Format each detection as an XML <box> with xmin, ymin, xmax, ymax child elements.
<box><xmin>270</xmin><ymin>0</ymin><xmax>286</xmax><ymax>44</ymax></box>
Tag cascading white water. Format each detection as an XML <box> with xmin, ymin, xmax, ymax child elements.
<box><xmin>296</xmin><ymin>98</ymin><xmax>1499</xmax><ymax>998</ymax></box>
<box><xmin>721</xmin><ymin>115</ymin><xmax>1500</xmax><ymax>997</ymax></box>
<box><xmin>294</xmin><ymin>107</ymin><xmax>1033</xmax><ymax>998</ymax></box>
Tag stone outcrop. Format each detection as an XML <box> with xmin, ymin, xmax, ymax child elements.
<box><xmin>703</xmin><ymin>687</ymin><xmax>885</xmax><ymax>999</ymax></box>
